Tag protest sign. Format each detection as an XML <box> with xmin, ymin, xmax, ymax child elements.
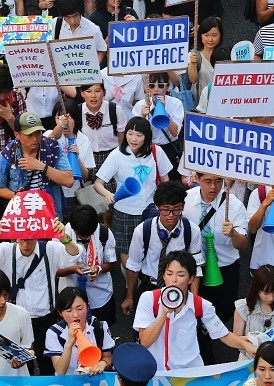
<box><xmin>263</xmin><ymin>46</ymin><xmax>274</xmax><ymax>60</ymax></box>
<box><xmin>49</xmin><ymin>37</ymin><xmax>102</xmax><ymax>85</ymax></box>
<box><xmin>165</xmin><ymin>0</ymin><xmax>193</xmax><ymax>6</ymax></box>
<box><xmin>184</xmin><ymin>112</ymin><xmax>274</xmax><ymax>185</ymax></box>
<box><xmin>231</xmin><ymin>41</ymin><xmax>254</xmax><ymax>61</ymax></box>
<box><xmin>207</xmin><ymin>61</ymin><xmax>274</xmax><ymax>117</ymax></box>
<box><xmin>108</xmin><ymin>17</ymin><xmax>189</xmax><ymax>75</ymax></box>
<box><xmin>0</xmin><ymin>334</ymin><xmax>36</xmax><ymax>364</ymax></box>
<box><xmin>0</xmin><ymin>190</ymin><xmax>61</xmax><ymax>239</ymax></box>
<box><xmin>0</xmin><ymin>15</ymin><xmax>52</xmax><ymax>55</ymax></box>
<box><xmin>5</xmin><ymin>37</ymin><xmax>101</xmax><ymax>87</ymax></box>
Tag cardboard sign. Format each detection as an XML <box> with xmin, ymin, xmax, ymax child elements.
<box><xmin>184</xmin><ymin>112</ymin><xmax>274</xmax><ymax>185</ymax></box>
<box><xmin>108</xmin><ymin>17</ymin><xmax>189</xmax><ymax>75</ymax></box>
<box><xmin>231</xmin><ymin>41</ymin><xmax>254</xmax><ymax>61</ymax></box>
<box><xmin>207</xmin><ymin>61</ymin><xmax>274</xmax><ymax>117</ymax></box>
<box><xmin>0</xmin><ymin>15</ymin><xmax>52</xmax><ymax>55</ymax></box>
<box><xmin>0</xmin><ymin>334</ymin><xmax>36</xmax><ymax>364</ymax></box>
<box><xmin>0</xmin><ymin>190</ymin><xmax>61</xmax><ymax>239</ymax></box>
<box><xmin>165</xmin><ymin>0</ymin><xmax>194</xmax><ymax>6</ymax></box>
<box><xmin>263</xmin><ymin>46</ymin><xmax>274</xmax><ymax>60</ymax></box>
<box><xmin>5</xmin><ymin>37</ymin><xmax>101</xmax><ymax>87</ymax></box>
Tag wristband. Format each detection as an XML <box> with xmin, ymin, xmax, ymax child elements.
<box><xmin>96</xmin><ymin>265</ymin><xmax>102</xmax><ymax>275</ymax></box>
<box><xmin>100</xmin><ymin>359</ymin><xmax>109</xmax><ymax>369</ymax></box>
<box><xmin>60</xmin><ymin>234</ymin><xmax>72</xmax><ymax>245</ymax></box>
<box><xmin>41</xmin><ymin>163</ymin><xmax>48</xmax><ymax>175</ymax></box>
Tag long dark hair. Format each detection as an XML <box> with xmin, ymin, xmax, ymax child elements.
<box><xmin>120</xmin><ymin>117</ymin><xmax>152</xmax><ymax>157</ymax></box>
<box><xmin>197</xmin><ymin>17</ymin><xmax>223</xmax><ymax>51</ymax></box>
<box><xmin>52</xmin><ymin>99</ymin><xmax>81</xmax><ymax>135</ymax></box>
<box><xmin>254</xmin><ymin>341</ymin><xmax>274</xmax><ymax>369</ymax></box>
<box><xmin>246</xmin><ymin>264</ymin><xmax>274</xmax><ymax>313</ymax></box>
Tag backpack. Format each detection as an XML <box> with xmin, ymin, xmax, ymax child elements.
<box><xmin>78</xmin><ymin>101</ymin><xmax>118</xmax><ymax>136</ymax></box>
<box><xmin>142</xmin><ymin>215</ymin><xmax>192</xmax><ymax>260</ymax></box>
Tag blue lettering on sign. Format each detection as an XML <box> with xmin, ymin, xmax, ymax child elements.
<box><xmin>263</xmin><ymin>46</ymin><xmax>274</xmax><ymax>60</ymax></box>
<box><xmin>185</xmin><ymin>113</ymin><xmax>274</xmax><ymax>156</ymax></box>
<box><xmin>109</xmin><ymin>18</ymin><xmax>189</xmax><ymax>48</ymax></box>
<box><xmin>235</xmin><ymin>44</ymin><xmax>251</xmax><ymax>61</ymax></box>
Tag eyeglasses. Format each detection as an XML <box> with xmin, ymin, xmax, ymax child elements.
<box><xmin>199</xmin><ymin>178</ymin><xmax>223</xmax><ymax>187</ymax></box>
<box><xmin>159</xmin><ymin>208</ymin><xmax>182</xmax><ymax>216</ymax></box>
<box><xmin>148</xmin><ymin>83</ymin><xmax>168</xmax><ymax>89</ymax></box>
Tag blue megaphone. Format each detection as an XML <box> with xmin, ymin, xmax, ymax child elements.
<box><xmin>262</xmin><ymin>202</ymin><xmax>274</xmax><ymax>233</ymax></box>
<box><xmin>67</xmin><ymin>137</ymin><xmax>82</xmax><ymax>180</ymax></box>
<box><xmin>113</xmin><ymin>177</ymin><xmax>141</xmax><ymax>202</ymax></box>
<box><xmin>151</xmin><ymin>95</ymin><xmax>170</xmax><ymax>129</ymax></box>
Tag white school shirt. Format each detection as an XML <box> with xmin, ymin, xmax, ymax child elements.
<box><xmin>44</xmin><ymin>130</ymin><xmax>95</xmax><ymax>198</ymax></box>
<box><xmin>0</xmin><ymin>303</ymin><xmax>33</xmax><ymax>376</ymax></box>
<box><xmin>183</xmin><ymin>187</ymin><xmax>248</xmax><ymax>267</ymax></box>
<box><xmin>247</xmin><ymin>186</ymin><xmax>274</xmax><ymax>269</ymax></box>
<box><xmin>44</xmin><ymin>318</ymin><xmax>115</xmax><ymax>375</ymax></box>
<box><xmin>52</xmin><ymin>16</ymin><xmax>107</xmax><ymax>52</ymax></box>
<box><xmin>26</xmin><ymin>87</ymin><xmax>59</xmax><ymax>119</ymax></box>
<box><xmin>133</xmin><ymin>290</ymin><xmax>228</xmax><ymax>370</ymax></box>
<box><xmin>101</xmin><ymin>68</ymin><xmax>145</xmax><ymax>121</ymax></box>
<box><xmin>96</xmin><ymin>146</ymin><xmax>172</xmax><ymax>215</ymax></box>
<box><xmin>81</xmin><ymin>100</ymin><xmax>127</xmax><ymax>152</ymax></box>
<box><xmin>132</xmin><ymin>95</ymin><xmax>184</xmax><ymax>145</ymax></box>
<box><xmin>177</xmin><ymin>152</ymin><xmax>191</xmax><ymax>177</ymax></box>
<box><xmin>127</xmin><ymin>216</ymin><xmax>203</xmax><ymax>278</ymax></box>
<box><xmin>58</xmin><ymin>223</ymin><xmax>116</xmax><ymax>309</ymax></box>
<box><xmin>0</xmin><ymin>241</ymin><xmax>82</xmax><ymax>318</ymax></box>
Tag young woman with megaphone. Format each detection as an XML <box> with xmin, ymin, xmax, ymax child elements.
<box><xmin>44</xmin><ymin>287</ymin><xmax>115</xmax><ymax>375</ymax></box>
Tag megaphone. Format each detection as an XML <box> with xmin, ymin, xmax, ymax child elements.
<box><xmin>262</xmin><ymin>202</ymin><xmax>274</xmax><ymax>233</ymax></box>
<box><xmin>151</xmin><ymin>95</ymin><xmax>170</xmax><ymax>129</ymax></box>
<box><xmin>76</xmin><ymin>329</ymin><xmax>102</xmax><ymax>367</ymax></box>
<box><xmin>203</xmin><ymin>233</ymin><xmax>223</xmax><ymax>287</ymax></box>
<box><xmin>161</xmin><ymin>286</ymin><xmax>184</xmax><ymax>309</ymax></box>
<box><xmin>113</xmin><ymin>177</ymin><xmax>141</xmax><ymax>202</ymax></box>
<box><xmin>67</xmin><ymin>137</ymin><xmax>82</xmax><ymax>180</ymax></box>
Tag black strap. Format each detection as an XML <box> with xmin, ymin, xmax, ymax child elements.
<box><xmin>54</xmin><ymin>17</ymin><xmax>63</xmax><ymax>40</ymax></box>
<box><xmin>181</xmin><ymin>216</ymin><xmax>191</xmax><ymax>251</ymax></box>
<box><xmin>43</xmin><ymin>252</ymin><xmax>54</xmax><ymax>312</ymax></box>
<box><xmin>199</xmin><ymin>191</ymin><xmax>226</xmax><ymax>231</ymax></box>
<box><xmin>99</xmin><ymin>224</ymin><xmax>109</xmax><ymax>250</ymax></box>
<box><xmin>92</xmin><ymin>317</ymin><xmax>104</xmax><ymax>350</ymax></box>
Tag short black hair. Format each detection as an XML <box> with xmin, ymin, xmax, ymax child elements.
<box><xmin>149</xmin><ymin>72</ymin><xmax>169</xmax><ymax>84</ymax></box>
<box><xmin>56</xmin><ymin>287</ymin><xmax>89</xmax><ymax>313</ymax></box>
<box><xmin>254</xmin><ymin>341</ymin><xmax>274</xmax><ymax>369</ymax></box>
<box><xmin>69</xmin><ymin>204</ymin><xmax>98</xmax><ymax>237</ymax></box>
<box><xmin>0</xmin><ymin>64</ymin><xmax>13</xmax><ymax>92</ymax></box>
<box><xmin>162</xmin><ymin>250</ymin><xmax>197</xmax><ymax>277</ymax></box>
<box><xmin>0</xmin><ymin>270</ymin><xmax>11</xmax><ymax>294</ymax></box>
<box><xmin>120</xmin><ymin>117</ymin><xmax>152</xmax><ymax>158</ymax></box>
<box><xmin>56</xmin><ymin>0</ymin><xmax>84</xmax><ymax>16</ymax></box>
<box><xmin>52</xmin><ymin>99</ymin><xmax>81</xmax><ymax>135</ymax></box>
<box><xmin>154</xmin><ymin>181</ymin><xmax>187</xmax><ymax>207</ymax></box>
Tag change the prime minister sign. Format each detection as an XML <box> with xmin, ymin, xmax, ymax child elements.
<box><xmin>184</xmin><ymin>112</ymin><xmax>274</xmax><ymax>185</ymax></box>
<box><xmin>108</xmin><ymin>17</ymin><xmax>189</xmax><ymax>75</ymax></box>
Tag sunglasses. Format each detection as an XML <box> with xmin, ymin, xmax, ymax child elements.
<box><xmin>148</xmin><ymin>83</ymin><xmax>168</xmax><ymax>89</ymax></box>
<box><xmin>264</xmin><ymin>318</ymin><xmax>272</xmax><ymax>329</ymax></box>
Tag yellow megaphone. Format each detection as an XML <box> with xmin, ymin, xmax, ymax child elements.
<box><xmin>203</xmin><ymin>233</ymin><xmax>223</xmax><ymax>287</ymax></box>
<box><xmin>151</xmin><ymin>95</ymin><xmax>170</xmax><ymax>129</ymax></box>
<box><xmin>76</xmin><ymin>329</ymin><xmax>101</xmax><ymax>367</ymax></box>
<box><xmin>262</xmin><ymin>202</ymin><xmax>274</xmax><ymax>233</ymax></box>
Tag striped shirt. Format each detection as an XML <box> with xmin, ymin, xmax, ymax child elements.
<box><xmin>253</xmin><ymin>22</ymin><xmax>274</xmax><ymax>55</ymax></box>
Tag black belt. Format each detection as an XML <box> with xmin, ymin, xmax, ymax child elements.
<box><xmin>139</xmin><ymin>272</ymin><xmax>157</xmax><ymax>285</ymax></box>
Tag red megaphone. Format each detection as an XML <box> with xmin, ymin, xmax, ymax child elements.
<box><xmin>76</xmin><ymin>329</ymin><xmax>102</xmax><ymax>367</ymax></box>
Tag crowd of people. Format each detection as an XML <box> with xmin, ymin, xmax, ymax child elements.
<box><xmin>0</xmin><ymin>0</ymin><xmax>273</xmax><ymax>385</ymax></box>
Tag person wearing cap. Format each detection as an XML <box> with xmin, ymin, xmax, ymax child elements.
<box><xmin>113</xmin><ymin>343</ymin><xmax>157</xmax><ymax>386</ymax></box>
<box><xmin>0</xmin><ymin>112</ymin><xmax>73</xmax><ymax>220</ymax></box>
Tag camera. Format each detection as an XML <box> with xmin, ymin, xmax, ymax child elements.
<box><xmin>0</xmin><ymin>0</ymin><xmax>11</xmax><ymax>17</ymax></box>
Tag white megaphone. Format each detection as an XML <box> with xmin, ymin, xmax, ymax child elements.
<box><xmin>161</xmin><ymin>286</ymin><xmax>184</xmax><ymax>309</ymax></box>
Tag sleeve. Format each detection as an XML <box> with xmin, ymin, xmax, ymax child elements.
<box><xmin>44</xmin><ymin>328</ymin><xmax>63</xmax><ymax>357</ymax></box>
<box><xmin>103</xmin><ymin>229</ymin><xmax>116</xmax><ymax>263</ymax></box>
<box><xmin>229</xmin><ymin>197</ymin><xmax>248</xmax><ymax>236</ymax></box>
<box><xmin>96</xmin><ymin>149</ymin><xmax>119</xmax><ymax>183</ymax></box>
<box><xmin>201</xmin><ymin>299</ymin><xmax>229</xmax><ymax>340</ymax></box>
<box><xmin>133</xmin><ymin>291</ymin><xmax>156</xmax><ymax>331</ymax></box>
<box><xmin>155</xmin><ymin>145</ymin><xmax>173</xmax><ymax>176</ymax></box>
<box><xmin>132</xmin><ymin>100</ymin><xmax>143</xmax><ymax>117</ymax></box>
<box><xmin>234</xmin><ymin>298</ymin><xmax>248</xmax><ymax>322</ymax></box>
<box><xmin>177</xmin><ymin>153</ymin><xmax>191</xmax><ymax>176</ymax></box>
<box><xmin>46</xmin><ymin>241</ymin><xmax>83</xmax><ymax>270</ymax></box>
<box><xmin>19</xmin><ymin>308</ymin><xmax>34</xmax><ymax>348</ymax></box>
<box><xmin>253</xmin><ymin>29</ymin><xmax>264</xmax><ymax>55</ymax></box>
<box><xmin>246</xmin><ymin>188</ymin><xmax>261</xmax><ymax>222</ymax></box>
<box><xmin>166</xmin><ymin>97</ymin><xmax>184</xmax><ymax>137</ymax></box>
<box><xmin>93</xmin><ymin>25</ymin><xmax>107</xmax><ymax>52</ymax></box>
<box><xmin>116</xmin><ymin>105</ymin><xmax>127</xmax><ymax>133</ymax></box>
<box><xmin>101</xmin><ymin>321</ymin><xmax>115</xmax><ymax>351</ymax></box>
<box><xmin>56</xmin><ymin>146</ymin><xmax>72</xmax><ymax>171</ymax></box>
<box><xmin>133</xmin><ymin>77</ymin><xmax>145</xmax><ymax>101</ymax></box>
<box><xmin>126</xmin><ymin>224</ymin><xmax>144</xmax><ymax>272</ymax></box>
<box><xmin>79</xmin><ymin>137</ymin><xmax>96</xmax><ymax>169</ymax></box>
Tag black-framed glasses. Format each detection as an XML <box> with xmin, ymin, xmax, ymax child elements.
<box><xmin>199</xmin><ymin>178</ymin><xmax>223</xmax><ymax>187</ymax></box>
<box><xmin>148</xmin><ymin>83</ymin><xmax>168</xmax><ymax>89</ymax></box>
<box><xmin>159</xmin><ymin>209</ymin><xmax>182</xmax><ymax>216</ymax></box>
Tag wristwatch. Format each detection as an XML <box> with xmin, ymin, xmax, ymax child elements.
<box><xmin>96</xmin><ymin>265</ymin><xmax>102</xmax><ymax>275</ymax></box>
<box><xmin>60</xmin><ymin>234</ymin><xmax>73</xmax><ymax>245</ymax></box>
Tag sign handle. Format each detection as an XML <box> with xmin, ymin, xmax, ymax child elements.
<box><xmin>46</xmin><ymin>42</ymin><xmax>66</xmax><ymax>115</ymax></box>
<box><xmin>145</xmin><ymin>73</ymin><xmax>150</xmax><ymax>120</ymax></box>
<box><xmin>225</xmin><ymin>179</ymin><xmax>230</xmax><ymax>222</ymax></box>
<box><xmin>193</xmin><ymin>0</ymin><xmax>199</xmax><ymax>52</ymax></box>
